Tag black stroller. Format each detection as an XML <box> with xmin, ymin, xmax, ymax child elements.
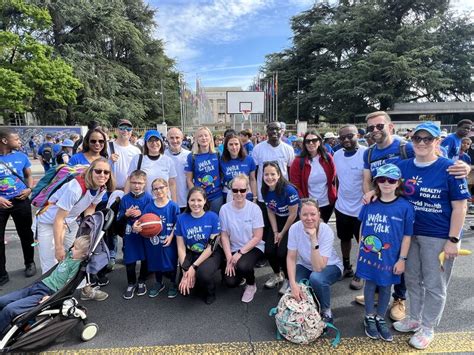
<box><xmin>0</xmin><ymin>209</ymin><xmax>114</xmax><ymax>352</ymax></box>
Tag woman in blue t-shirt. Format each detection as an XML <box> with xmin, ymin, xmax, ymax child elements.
<box><xmin>220</xmin><ymin>133</ymin><xmax>257</xmax><ymax>202</ymax></box>
<box><xmin>175</xmin><ymin>187</ymin><xmax>222</xmax><ymax>304</ymax></box>
<box><xmin>261</xmin><ymin>161</ymin><xmax>299</xmax><ymax>295</ymax></box>
<box><xmin>185</xmin><ymin>127</ymin><xmax>223</xmax><ymax>214</ymax></box>
<box><xmin>68</xmin><ymin>128</ymin><xmax>108</xmax><ymax>166</ymax></box>
<box><xmin>394</xmin><ymin>122</ymin><xmax>470</xmax><ymax>350</ymax></box>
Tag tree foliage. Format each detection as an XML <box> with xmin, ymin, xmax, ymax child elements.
<box><xmin>263</xmin><ymin>0</ymin><xmax>473</xmax><ymax>123</ymax></box>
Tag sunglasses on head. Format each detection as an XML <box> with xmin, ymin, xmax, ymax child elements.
<box><xmin>93</xmin><ymin>169</ymin><xmax>110</xmax><ymax>176</ymax></box>
<box><xmin>339</xmin><ymin>133</ymin><xmax>355</xmax><ymax>141</ymax></box>
<box><xmin>412</xmin><ymin>135</ymin><xmax>435</xmax><ymax>144</ymax></box>
<box><xmin>367</xmin><ymin>123</ymin><xmax>385</xmax><ymax>132</ymax></box>
<box><xmin>304</xmin><ymin>138</ymin><xmax>320</xmax><ymax>144</ymax></box>
<box><xmin>90</xmin><ymin>139</ymin><xmax>105</xmax><ymax>145</ymax></box>
<box><xmin>232</xmin><ymin>188</ymin><xmax>247</xmax><ymax>194</ymax></box>
<box><xmin>118</xmin><ymin>126</ymin><xmax>132</xmax><ymax>132</ymax></box>
<box><xmin>375</xmin><ymin>177</ymin><xmax>398</xmax><ymax>184</ymax></box>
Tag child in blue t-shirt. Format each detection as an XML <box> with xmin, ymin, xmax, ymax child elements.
<box><xmin>261</xmin><ymin>161</ymin><xmax>300</xmax><ymax>294</ymax></box>
<box><xmin>134</xmin><ymin>178</ymin><xmax>180</xmax><ymax>299</ymax></box>
<box><xmin>358</xmin><ymin>164</ymin><xmax>414</xmax><ymax>342</ymax></box>
<box><xmin>117</xmin><ymin>170</ymin><xmax>153</xmax><ymax>300</ymax></box>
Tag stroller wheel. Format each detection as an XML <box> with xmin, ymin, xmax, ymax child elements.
<box><xmin>81</xmin><ymin>323</ymin><xmax>98</xmax><ymax>341</ymax></box>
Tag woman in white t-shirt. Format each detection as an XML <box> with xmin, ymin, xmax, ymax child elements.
<box><xmin>218</xmin><ymin>174</ymin><xmax>264</xmax><ymax>303</ymax></box>
<box><xmin>127</xmin><ymin>130</ymin><xmax>177</xmax><ymax>200</ymax></box>
<box><xmin>287</xmin><ymin>198</ymin><xmax>343</xmax><ymax>324</ymax></box>
<box><xmin>34</xmin><ymin>158</ymin><xmax>116</xmax><ymax>274</ymax></box>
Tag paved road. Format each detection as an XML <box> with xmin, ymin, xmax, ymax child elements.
<box><xmin>0</xmin><ymin>158</ymin><xmax>473</xmax><ymax>353</ymax></box>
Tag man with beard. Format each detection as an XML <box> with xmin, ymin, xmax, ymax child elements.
<box><xmin>440</xmin><ymin>119</ymin><xmax>472</xmax><ymax>160</ymax></box>
<box><xmin>333</xmin><ymin>125</ymin><xmax>367</xmax><ymax>290</ymax></box>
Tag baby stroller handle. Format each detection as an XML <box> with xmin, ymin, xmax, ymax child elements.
<box><xmin>102</xmin><ymin>208</ymin><xmax>115</xmax><ymax>232</ymax></box>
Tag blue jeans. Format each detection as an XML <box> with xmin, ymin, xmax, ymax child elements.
<box><xmin>295</xmin><ymin>264</ymin><xmax>341</xmax><ymax>311</ymax></box>
<box><xmin>364</xmin><ymin>280</ymin><xmax>391</xmax><ymax>317</ymax></box>
<box><xmin>0</xmin><ymin>281</ymin><xmax>53</xmax><ymax>333</ymax></box>
<box><xmin>208</xmin><ymin>195</ymin><xmax>224</xmax><ymax>214</ymax></box>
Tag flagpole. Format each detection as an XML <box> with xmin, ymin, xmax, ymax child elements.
<box><xmin>275</xmin><ymin>71</ymin><xmax>278</xmax><ymax>122</ymax></box>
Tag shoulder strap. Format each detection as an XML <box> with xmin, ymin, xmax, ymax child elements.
<box><xmin>108</xmin><ymin>141</ymin><xmax>115</xmax><ymax>155</ymax></box>
<box><xmin>367</xmin><ymin>144</ymin><xmax>375</xmax><ymax>164</ymax></box>
<box><xmin>0</xmin><ymin>160</ymin><xmax>27</xmax><ymax>187</ymax></box>
<box><xmin>299</xmin><ymin>156</ymin><xmax>305</xmax><ymax>170</ymax></box>
<box><xmin>399</xmin><ymin>140</ymin><xmax>408</xmax><ymax>160</ymax></box>
<box><xmin>75</xmin><ymin>175</ymin><xmax>87</xmax><ymax>195</ymax></box>
<box><xmin>137</xmin><ymin>154</ymin><xmax>143</xmax><ymax>171</ymax></box>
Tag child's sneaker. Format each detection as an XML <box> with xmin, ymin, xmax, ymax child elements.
<box><xmin>123</xmin><ymin>284</ymin><xmax>136</xmax><ymax>300</ymax></box>
<box><xmin>241</xmin><ymin>284</ymin><xmax>257</xmax><ymax>303</ymax></box>
<box><xmin>393</xmin><ymin>317</ymin><xmax>421</xmax><ymax>333</ymax></box>
<box><xmin>167</xmin><ymin>283</ymin><xmax>178</xmax><ymax>299</ymax></box>
<box><xmin>375</xmin><ymin>316</ymin><xmax>393</xmax><ymax>341</ymax></box>
<box><xmin>136</xmin><ymin>282</ymin><xmax>147</xmax><ymax>296</ymax></box>
<box><xmin>409</xmin><ymin>327</ymin><xmax>434</xmax><ymax>350</ymax></box>
<box><xmin>149</xmin><ymin>282</ymin><xmax>165</xmax><ymax>298</ymax></box>
<box><xmin>364</xmin><ymin>315</ymin><xmax>379</xmax><ymax>339</ymax></box>
<box><xmin>81</xmin><ymin>285</ymin><xmax>109</xmax><ymax>301</ymax></box>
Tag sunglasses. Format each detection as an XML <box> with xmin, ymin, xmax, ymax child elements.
<box><xmin>90</xmin><ymin>139</ymin><xmax>105</xmax><ymax>145</ymax></box>
<box><xmin>118</xmin><ymin>126</ymin><xmax>133</xmax><ymax>132</ymax></box>
<box><xmin>232</xmin><ymin>188</ymin><xmax>247</xmax><ymax>194</ymax></box>
<box><xmin>375</xmin><ymin>177</ymin><xmax>398</xmax><ymax>184</ymax></box>
<box><xmin>339</xmin><ymin>133</ymin><xmax>355</xmax><ymax>141</ymax></box>
<box><xmin>93</xmin><ymin>169</ymin><xmax>110</xmax><ymax>176</ymax></box>
<box><xmin>304</xmin><ymin>138</ymin><xmax>320</xmax><ymax>144</ymax></box>
<box><xmin>367</xmin><ymin>123</ymin><xmax>385</xmax><ymax>132</ymax></box>
<box><xmin>412</xmin><ymin>135</ymin><xmax>435</xmax><ymax>144</ymax></box>
<box><xmin>152</xmin><ymin>186</ymin><xmax>167</xmax><ymax>191</ymax></box>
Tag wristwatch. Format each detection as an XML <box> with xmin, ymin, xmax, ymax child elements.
<box><xmin>313</xmin><ymin>244</ymin><xmax>319</xmax><ymax>250</ymax></box>
<box><xmin>399</xmin><ymin>256</ymin><xmax>408</xmax><ymax>261</ymax></box>
<box><xmin>192</xmin><ymin>264</ymin><xmax>199</xmax><ymax>270</ymax></box>
<box><xmin>448</xmin><ymin>236</ymin><xmax>460</xmax><ymax>244</ymax></box>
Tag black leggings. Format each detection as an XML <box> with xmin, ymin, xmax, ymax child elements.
<box><xmin>218</xmin><ymin>247</ymin><xmax>263</xmax><ymax>287</ymax></box>
<box><xmin>264</xmin><ymin>214</ymin><xmax>290</xmax><ymax>278</ymax></box>
<box><xmin>155</xmin><ymin>270</ymin><xmax>177</xmax><ymax>284</ymax></box>
<box><xmin>182</xmin><ymin>250</ymin><xmax>222</xmax><ymax>296</ymax></box>
<box><xmin>126</xmin><ymin>260</ymin><xmax>148</xmax><ymax>285</ymax></box>
<box><xmin>319</xmin><ymin>204</ymin><xmax>335</xmax><ymax>223</ymax></box>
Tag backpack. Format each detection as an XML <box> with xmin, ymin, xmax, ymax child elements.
<box><xmin>367</xmin><ymin>139</ymin><xmax>408</xmax><ymax>164</ymax></box>
<box><xmin>269</xmin><ymin>280</ymin><xmax>340</xmax><ymax>346</ymax></box>
<box><xmin>31</xmin><ymin>164</ymin><xmax>88</xmax><ymax>208</ymax></box>
<box><xmin>41</xmin><ymin>145</ymin><xmax>53</xmax><ymax>164</ymax></box>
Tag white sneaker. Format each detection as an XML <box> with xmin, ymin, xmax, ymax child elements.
<box><xmin>241</xmin><ymin>284</ymin><xmax>257</xmax><ymax>303</ymax></box>
<box><xmin>264</xmin><ymin>272</ymin><xmax>284</xmax><ymax>289</ymax></box>
<box><xmin>278</xmin><ymin>279</ymin><xmax>290</xmax><ymax>295</ymax></box>
<box><xmin>81</xmin><ymin>285</ymin><xmax>109</xmax><ymax>301</ymax></box>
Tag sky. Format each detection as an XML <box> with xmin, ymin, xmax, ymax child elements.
<box><xmin>149</xmin><ymin>0</ymin><xmax>473</xmax><ymax>90</ymax></box>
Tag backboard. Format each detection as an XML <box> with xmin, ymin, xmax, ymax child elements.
<box><xmin>226</xmin><ymin>91</ymin><xmax>265</xmax><ymax>114</ymax></box>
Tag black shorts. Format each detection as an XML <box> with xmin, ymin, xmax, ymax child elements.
<box><xmin>335</xmin><ymin>208</ymin><xmax>361</xmax><ymax>242</ymax></box>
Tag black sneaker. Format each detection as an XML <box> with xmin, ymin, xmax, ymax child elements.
<box><xmin>25</xmin><ymin>263</ymin><xmax>37</xmax><ymax>278</ymax></box>
<box><xmin>342</xmin><ymin>266</ymin><xmax>354</xmax><ymax>278</ymax></box>
<box><xmin>255</xmin><ymin>259</ymin><xmax>267</xmax><ymax>268</ymax></box>
<box><xmin>98</xmin><ymin>275</ymin><xmax>109</xmax><ymax>287</ymax></box>
<box><xmin>376</xmin><ymin>317</ymin><xmax>393</xmax><ymax>341</ymax></box>
<box><xmin>364</xmin><ymin>315</ymin><xmax>379</xmax><ymax>339</ymax></box>
<box><xmin>0</xmin><ymin>273</ymin><xmax>9</xmax><ymax>286</ymax></box>
<box><xmin>136</xmin><ymin>282</ymin><xmax>147</xmax><ymax>296</ymax></box>
<box><xmin>123</xmin><ymin>284</ymin><xmax>136</xmax><ymax>300</ymax></box>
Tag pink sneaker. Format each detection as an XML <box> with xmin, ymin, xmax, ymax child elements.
<box><xmin>393</xmin><ymin>318</ymin><xmax>421</xmax><ymax>333</ymax></box>
<box><xmin>409</xmin><ymin>327</ymin><xmax>434</xmax><ymax>350</ymax></box>
<box><xmin>241</xmin><ymin>284</ymin><xmax>257</xmax><ymax>303</ymax></box>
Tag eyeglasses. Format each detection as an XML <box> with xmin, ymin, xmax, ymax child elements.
<box><xmin>118</xmin><ymin>126</ymin><xmax>132</xmax><ymax>132</ymax></box>
<box><xmin>375</xmin><ymin>177</ymin><xmax>398</xmax><ymax>184</ymax></box>
<box><xmin>152</xmin><ymin>186</ymin><xmax>167</xmax><ymax>191</ymax></box>
<box><xmin>93</xmin><ymin>169</ymin><xmax>110</xmax><ymax>176</ymax></box>
<box><xmin>367</xmin><ymin>124</ymin><xmax>385</xmax><ymax>132</ymax></box>
<box><xmin>232</xmin><ymin>188</ymin><xmax>247</xmax><ymax>194</ymax></box>
<box><xmin>304</xmin><ymin>138</ymin><xmax>320</xmax><ymax>144</ymax></box>
<box><xmin>412</xmin><ymin>135</ymin><xmax>435</xmax><ymax>144</ymax></box>
<box><xmin>90</xmin><ymin>139</ymin><xmax>105</xmax><ymax>145</ymax></box>
<box><xmin>339</xmin><ymin>133</ymin><xmax>355</xmax><ymax>141</ymax></box>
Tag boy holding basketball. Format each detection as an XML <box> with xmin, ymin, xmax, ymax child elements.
<box><xmin>117</xmin><ymin>170</ymin><xmax>153</xmax><ymax>299</ymax></box>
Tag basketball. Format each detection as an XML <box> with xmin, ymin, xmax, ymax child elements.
<box><xmin>138</xmin><ymin>213</ymin><xmax>162</xmax><ymax>238</ymax></box>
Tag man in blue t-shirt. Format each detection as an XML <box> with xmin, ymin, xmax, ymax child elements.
<box><xmin>38</xmin><ymin>134</ymin><xmax>56</xmax><ymax>172</ymax></box>
<box><xmin>0</xmin><ymin>128</ymin><xmax>36</xmax><ymax>285</ymax></box>
<box><xmin>440</xmin><ymin>119</ymin><xmax>472</xmax><ymax>160</ymax></box>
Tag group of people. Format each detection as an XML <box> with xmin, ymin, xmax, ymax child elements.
<box><xmin>0</xmin><ymin>111</ymin><xmax>471</xmax><ymax>350</ymax></box>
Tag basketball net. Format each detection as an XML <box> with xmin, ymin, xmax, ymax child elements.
<box><xmin>241</xmin><ymin>110</ymin><xmax>251</xmax><ymax>121</ymax></box>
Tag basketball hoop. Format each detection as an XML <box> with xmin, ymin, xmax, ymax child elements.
<box><xmin>241</xmin><ymin>110</ymin><xmax>251</xmax><ymax>121</ymax></box>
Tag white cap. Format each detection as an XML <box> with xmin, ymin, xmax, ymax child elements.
<box><xmin>324</xmin><ymin>132</ymin><xmax>337</xmax><ymax>139</ymax></box>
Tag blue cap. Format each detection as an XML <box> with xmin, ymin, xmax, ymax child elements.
<box><xmin>373</xmin><ymin>163</ymin><xmax>402</xmax><ymax>180</ymax></box>
<box><xmin>61</xmin><ymin>139</ymin><xmax>74</xmax><ymax>147</ymax></box>
<box><xmin>144</xmin><ymin>130</ymin><xmax>162</xmax><ymax>142</ymax></box>
<box><xmin>413</xmin><ymin>121</ymin><xmax>441</xmax><ymax>138</ymax></box>
<box><xmin>288</xmin><ymin>135</ymin><xmax>297</xmax><ymax>142</ymax></box>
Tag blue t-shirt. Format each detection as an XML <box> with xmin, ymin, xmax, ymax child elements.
<box><xmin>219</xmin><ymin>156</ymin><xmax>256</xmax><ymax>192</ymax></box>
<box><xmin>459</xmin><ymin>152</ymin><xmax>472</xmax><ymax>165</ymax></box>
<box><xmin>142</xmin><ymin>200</ymin><xmax>180</xmax><ymax>272</ymax></box>
<box><xmin>441</xmin><ymin>134</ymin><xmax>461</xmax><ymax>160</ymax></box>
<box><xmin>0</xmin><ymin>151</ymin><xmax>30</xmax><ymax>199</ymax></box>
<box><xmin>175</xmin><ymin>211</ymin><xmax>220</xmax><ymax>253</ymax></box>
<box><xmin>118</xmin><ymin>192</ymin><xmax>154</xmax><ymax>264</ymax></box>
<box><xmin>38</xmin><ymin>142</ymin><xmax>59</xmax><ymax>171</ymax></box>
<box><xmin>263</xmin><ymin>184</ymin><xmax>300</xmax><ymax>217</ymax></box>
<box><xmin>184</xmin><ymin>152</ymin><xmax>222</xmax><ymax>200</ymax></box>
<box><xmin>243</xmin><ymin>141</ymin><xmax>254</xmax><ymax>155</ymax></box>
<box><xmin>358</xmin><ymin>197</ymin><xmax>414</xmax><ymax>286</ymax></box>
<box><xmin>324</xmin><ymin>143</ymin><xmax>334</xmax><ymax>156</ymax></box>
<box><xmin>363</xmin><ymin>139</ymin><xmax>415</xmax><ymax>176</ymax></box>
<box><xmin>397</xmin><ymin>157</ymin><xmax>470</xmax><ymax>238</ymax></box>
<box><xmin>68</xmin><ymin>152</ymin><xmax>90</xmax><ymax>166</ymax></box>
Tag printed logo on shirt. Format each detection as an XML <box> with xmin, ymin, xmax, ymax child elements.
<box><xmin>402</xmin><ymin>176</ymin><xmax>443</xmax><ymax>214</ymax></box>
<box><xmin>198</xmin><ymin>174</ymin><xmax>218</xmax><ymax>188</ymax></box>
<box><xmin>198</xmin><ymin>159</ymin><xmax>216</xmax><ymax>173</ymax></box>
<box><xmin>361</xmin><ymin>234</ymin><xmax>391</xmax><ymax>261</ymax></box>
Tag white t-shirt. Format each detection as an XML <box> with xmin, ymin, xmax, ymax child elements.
<box><xmin>252</xmin><ymin>141</ymin><xmax>295</xmax><ymax>202</ymax></box>
<box><xmin>108</xmin><ymin>141</ymin><xmax>141</xmax><ymax>189</ymax></box>
<box><xmin>127</xmin><ymin>154</ymin><xmax>177</xmax><ymax>195</ymax></box>
<box><xmin>287</xmin><ymin>221</ymin><xmax>343</xmax><ymax>272</ymax></box>
<box><xmin>334</xmin><ymin>147</ymin><xmax>366</xmax><ymax>217</ymax></box>
<box><xmin>219</xmin><ymin>200</ymin><xmax>265</xmax><ymax>252</ymax></box>
<box><xmin>308</xmin><ymin>158</ymin><xmax>329</xmax><ymax>207</ymax></box>
<box><xmin>164</xmin><ymin>148</ymin><xmax>190</xmax><ymax>208</ymax></box>
<box><xmin>37</xmin><ymin>179</ymin><xmax>105</xmax><ymax>225</ymax></box>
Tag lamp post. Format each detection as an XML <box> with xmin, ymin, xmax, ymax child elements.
<box><xmin>155</xmin><ymin>79</ymin><xmax>165</xmax><ymax>124</ymax></box>
<box><xmin>296</xmin><ymin>77</ymin><xmax>300</xmax><ymax>122</ymax></box>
